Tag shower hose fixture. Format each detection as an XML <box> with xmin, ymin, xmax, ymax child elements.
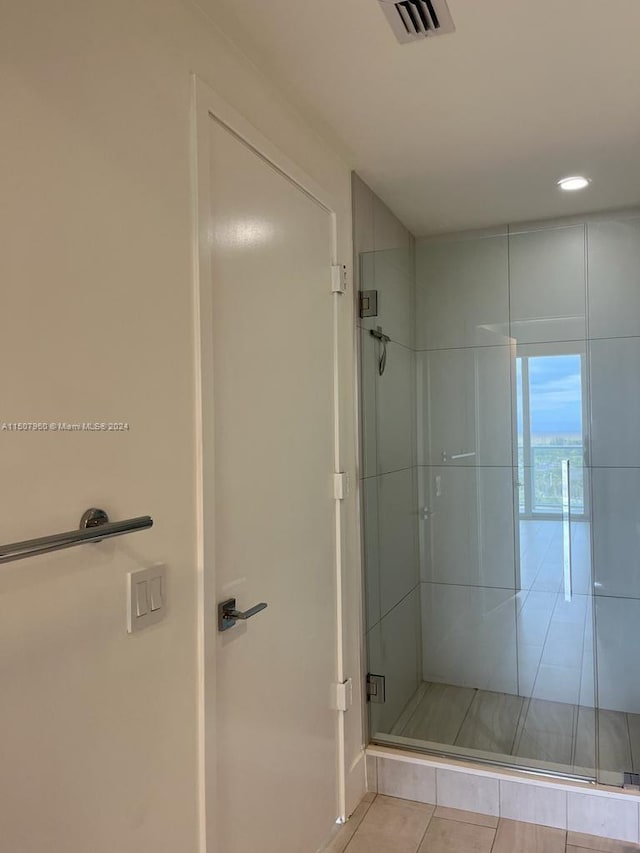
<box><xmin>370</xmin><ymin>326</ymin><xmax>391</xmax><ymax>375</ymax></box>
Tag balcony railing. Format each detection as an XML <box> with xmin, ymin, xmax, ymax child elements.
<box><xmin>518</xmin><ymin>444</ymin><xmax>585</xmax><ymax>515</ymax></box>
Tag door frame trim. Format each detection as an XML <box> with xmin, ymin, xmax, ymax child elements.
<box><xmin>191</xmin><ymin>74</ymin><xmax>348</xmax><ymax>852</ymax></box>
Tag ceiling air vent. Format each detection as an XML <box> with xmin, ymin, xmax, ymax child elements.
<box><xmin>378</xmin><ymin>0</ymin><xmax>455</xmax><ymax>44</ymax></box>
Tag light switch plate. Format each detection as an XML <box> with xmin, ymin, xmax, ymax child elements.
<box><xmin>127</xmin><ymin>564</ymin><xmax>167</xmax><ymax>633</ymax></box>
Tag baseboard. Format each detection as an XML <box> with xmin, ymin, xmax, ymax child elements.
<box><xmin>345</xmin><ymin>750</ymin><xmax>367</xmax><ymax>819</ymax></box>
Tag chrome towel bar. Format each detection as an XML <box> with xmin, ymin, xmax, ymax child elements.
<box><xmin>0</xmin><ymin>507</ymin><xmax>153</xmax><ymax>565</ymax></box>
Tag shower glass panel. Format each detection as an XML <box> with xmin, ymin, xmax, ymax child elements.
<box><xmin>359</xmin><ymin>246</ymin><xmax>422</xmax><ymax>744</ymax></box>
<box><xmin>360</xmin><ymin>216</ymin><xmax>640</xmax><ymax>783</ymax></box>
<box><xmin>588</xmin><ymin>217</ymin><xmax>640</xmax><ymax>786</ymax></box>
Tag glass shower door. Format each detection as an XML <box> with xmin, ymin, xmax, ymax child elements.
<box><xmin>363</xmin><ymin>214</ymin><xmax>640</xmax><ymax>787</ymax></box>
<box><xmin>362</xmin><ymin>225</ymin><xmax>598</xmax><ymax>781</ymax></box>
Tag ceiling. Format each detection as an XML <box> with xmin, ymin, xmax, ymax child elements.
<box><xmin>196</xmin><ymin>0</ymin><xmax>640</xmax><ymax>235</ymax></box>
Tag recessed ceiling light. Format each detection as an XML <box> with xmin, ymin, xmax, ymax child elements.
<box><xmin>557</xmin><ymin>175</ymin><xmax>591</xmax><ymax>191</ymax></box>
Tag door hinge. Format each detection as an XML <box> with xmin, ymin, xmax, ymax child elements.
<box><xmin>331</xmin><ymin>264</ymin><xmax>347</xmax><ymax>294</ymax></box>
<box><xmin>334</xmin><ymin>678</ymin><xmax>353</xmax><ymax>712</ymax></box>
<box><xmin>359</xmin><ymin>289</ymin><xmax>378</xmax><ymax>318</ymax></box>
<box><xmin>333</xmin><ymin>472</ymin><xmax>349</xmax><ymax>500</ymax></box>
<box><xmin>366</xmin><ymin>673</ymin><xmax>386</xmax><ymax>704</ymax></box>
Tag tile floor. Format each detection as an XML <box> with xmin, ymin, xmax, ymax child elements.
<box><xmin>392</xmin><ymin>681</ymin><xmax>640</xmax><ymax>776</ymax></box>
<box><xmin>326</xmin><ymin>794</ymin><xmax>640</xmax><ymax>853</ymax></box>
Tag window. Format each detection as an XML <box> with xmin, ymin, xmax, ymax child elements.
<box><xmin>517</xmin><ymin>350</ymin><xmax>587</xmax><ymax>518</ymax></box>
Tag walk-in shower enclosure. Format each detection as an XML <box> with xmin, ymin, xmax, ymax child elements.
<box><xmin>355</xmin><ymin>173</ymin><xmax>640</xmax><ymax>787</ymax></box>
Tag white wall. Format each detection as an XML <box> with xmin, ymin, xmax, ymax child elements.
<box><xmin>0</xmin><ymin>2</ymin><xmax>363</xmax><ymax>849</ymax></box>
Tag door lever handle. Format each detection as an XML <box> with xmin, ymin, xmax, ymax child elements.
<box><xmin>218</xmin><ymin>597</ymin><xmax>268</xmax><ymax>632</ymax></box>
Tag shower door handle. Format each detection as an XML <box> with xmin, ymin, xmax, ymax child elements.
<box><xmin>218</xmin><ymin>597</ymin><xmax>268</xmax><ymax>632</ymax></box>
<box><xmin>561</xmin><ymin>459</ymin><xmax>572</xmax><ymax>602</ymax></box>
<box><xmin>441</xmin><ymin>450</ymin><xmax>476</xmax><ymax>462</ymax></box>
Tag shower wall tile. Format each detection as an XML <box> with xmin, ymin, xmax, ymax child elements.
<box><xmin>378</xmin><ymin>468</ymin><xmax>418</xmax><ymax>617</ymax></box>
<box><xmin>420</xmin><ymin>466</ymin><xmax>515</xmax><ymax>589</ymax></box>
<box><xmin>376</xmin><ymin>757</ymin><xmax>436</xmax><ymax>804</ymax></box>
<box><xmin>579</xmin><ymin>643</ymin><xmax>596</xmax><ymax>710</ymax></box>
<box><xmin>360</xmin><ymin>328</ymin><xmax>378</xmax><ymax>478</ymax></box>
<box><xmin>516</xmin><ymin>591</ymin><xmax>556</xmax><ymax>644</ymax></box>
<box><xmin>365</xmin><ymin>754</ymin><xmax>378</xmax><ymax>793</ymax></box>
<box><xmin>362</xmin><ymin>476</ymin><xmax>380</xmax><ymax>631</ymax></box>
<box><xmin>373</xmin><ymin>195</ymin><xmax>413</xmax><ymax>274</ymax></box>
<box><xmin>367</xmin><ymin>588</ymin><xmax>421</xmax><ymax>735</ymax></box>
<box><xmin>359</xmin><ymin>251</ymin><xmax>414</xmax><ymax>349</ymax></box>
<box><xmin>499</xmin><ymin>779</ymin><xmax>567</xmax><ymax>829</ymax></box>
<box><xmin>532</xmin><ymin>663</ymin><xmax>581</xmax><ymax>705</ymax></box>
<box><xmin>590</xmin><ymin>336</ymin><xmax>640</xmax><ymax>467</ymax></box>
<box><xmin>377</xmin><ymin>341</ymin><xmax>414</xmax><ymax>474</ymax></box>
<box><xmin>517</xmin><ymin>522</ymin><xmax>562</xmax><ymax>593</ymax></box>
<box><xmin>592</xmin><ymin>467</ymin><xmax>640</xmax><ymax>600</ymax></box>
<box><xmin>509</xmin><ymin>225</ymin><xmax>586</xmax><ymax>344</ymax></box>
<box><xmin>363</xmin><ymin>754</ymin><xmax>640</xmax><ymax>842</ymax></box>
<box><xmin>415</xmin><ymin>235</ymin><xmax>509</xmax><ymax>350</ymax></box>
<box><xmin>588</xmin><ymin>217</ymin><xmax>640</xmax><ymax>339</ymax></box>
<box><xmin>421</xmin><ymin>582</ymin><xmax>518</xmax><ymax>694</ymax></box>
<box><xmin>417</xmin><ymin>464</ymin><xmax>431</xmax><ymax>583</ymax></box>
<box><xmin>570</xmin><ymin>517</ymin><xmax>592</xmax><ymax>597</ymax></box>
<box><xmin>595</xmin><ymin>595</ymin><xmax>640</xmax><ymax>714</ymax></box>
<box><xmin>360</xmin><ymin>250</ymin><xmax>375</xmax><ymax>297</ymax></box>
<box><xmin>517</xmin><ymin>649</ymin><xmax>542</xmax><ymax>698</ymax></box>
<box><xmin>417</xmin><ymin>345</ymin><xmax>512</xmax><ymax>467</ymax></box>
<box><xmin>541</xmin><ymin>618</ymin><xmax>585</xmax><ymax>669</ymax></box>
<box><xmin>352</xmin><ymin>172</ymin><xmax>375</xmax><ymax>257</ymax></box>
<box><xmin>567</xmin><ymin>792</ymin><xmax>639</xmax><ymax>843</ymax></box>
<box><xmin>435</xmin><ymin>768</ymin><xmax>499</xmax><ymax>816</ymax></box>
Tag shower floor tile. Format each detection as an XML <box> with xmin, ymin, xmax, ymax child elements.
<box><xmin>390</xmin><ymin>681</ymin><xmax>635</xmax><ymax>778</ymax></box>
<box><xmin>455</xmin><ymin>690</ymin><xmax>524</xmax><ymax>755</ymax></box>
<box><xmin>514</xmin><ymin>698</ymin><xmax>576</xmax><ymax>767</ymax></box>
<box><xmin>402</xmin><ymin>682</ymin><xmax>475</xmax><ymax>743</ymax></box>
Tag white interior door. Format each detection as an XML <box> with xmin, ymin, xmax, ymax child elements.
<box><xmin>197</xmin><ymin>101</ymin><xmax>340</xmax><ymax>853</ymax></box>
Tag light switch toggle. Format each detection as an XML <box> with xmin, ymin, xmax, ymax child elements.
<box><xmin>135</xmin><ymin>581</ymin><xmax>148</xmax><ymax>617</ymax></box>
<box><xmin>149</xmin><ymin>576</ymin><xmax>163</xmax><ymax>611</ymax></box>
<box><xmin>127</xmin><ymin>564</ymin><xmax>167</xmax><ymax>633</ymax></box>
